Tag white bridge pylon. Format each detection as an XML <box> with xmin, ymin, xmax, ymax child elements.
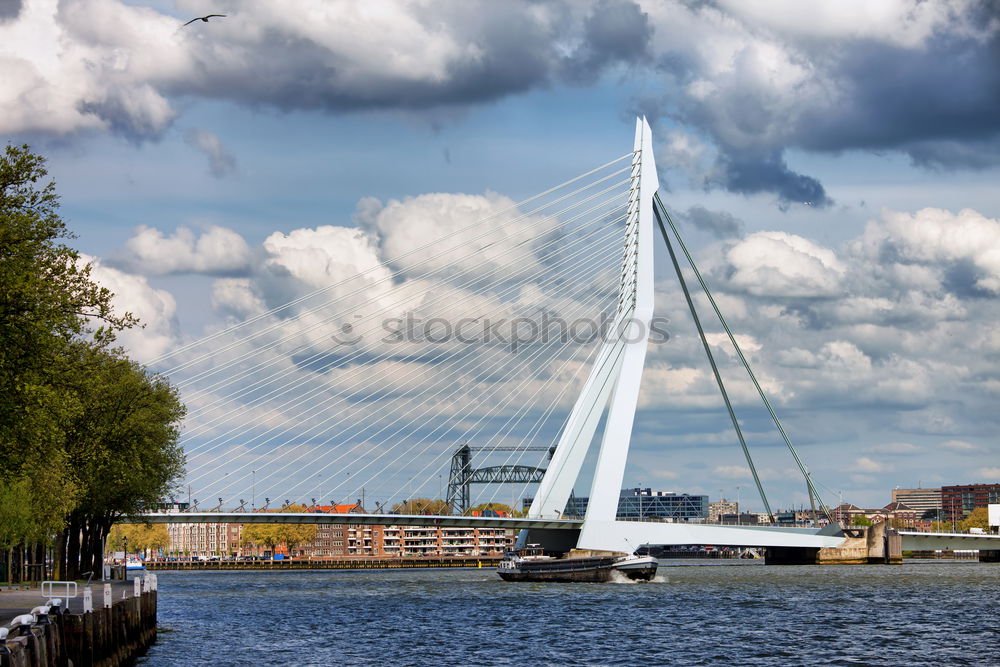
<box><xmin>528</xmin><ymin>118</ymin><xmax>843</xmax><ymax>552</ymax></box>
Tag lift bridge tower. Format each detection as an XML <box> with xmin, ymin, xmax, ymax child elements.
<box><xmin>446</xmin><ymin>444</ymin><xmax>554</xmax><ymax>515</ymax></box>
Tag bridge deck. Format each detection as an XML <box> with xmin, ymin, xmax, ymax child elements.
<box><xmin>141</xmin><ymin>513</ymin><xmax>846</xmax><ymax>549</ymax></box>
<box><xmin>141</xmin><ymin>512</ymin><xmax>581</xmax><ymax>531</ymax></box>
<box><xmin>897</xmin><ymin>531</ymin><xmax>1000</xmax><ymax>551</ymax></box>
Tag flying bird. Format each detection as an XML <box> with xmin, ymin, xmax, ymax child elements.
<box><xmin>182</xmin><ymin>14</ymin><xmax>226</xmax><ymax>27</ymax></box>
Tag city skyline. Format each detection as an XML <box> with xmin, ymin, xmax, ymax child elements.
<box><xmin>2</xmin><ymin>1</ymin><xmax>998</xmax><ymax>509</ymax></box>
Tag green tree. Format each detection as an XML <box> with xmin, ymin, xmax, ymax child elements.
<box><xmin>107</xmin><ymin>523</ymin><xmax>169</xmax><ymax>556</ymax></box>
<box><xmin>275</xmin><ymin>505</ymin><xmax>318</xmax><ymax>557</ymax></box>
<box><xmin>958</xmin><ymin>507</ymin><xmax>989</xmax><ymax>532</ymax></box>
<box><xmin>242</xmin><ymin>524</ymin><xmax>281</xmax><ymax>558</ymax></box>
<box><xmin>392</xmin><ymin>498</ymin><xmax>452</xmax><ymax>515</ymax></box>
<box><xmin>241</xmin><ymin>504</ymin><xmax>318</xmax><ymax>559</ymax></box>
<box><xmin>59</xmin><ymin>349</ymin><xmax>185</xmax><ymax>578</ymax></box>
<box><xmin>0</xmin><ymin>144</ymin><xmax>138</xmax><ymax>581</ymax></box>
<box><xmin>851</xmin><ymin>515</ymin><xmax>873</xmax><ymax>526</ymax></box>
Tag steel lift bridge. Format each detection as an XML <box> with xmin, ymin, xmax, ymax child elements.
<box><xmin>142</xmin><ymin>119</ymin><xmax>1000</xmax><ymax>557</ymax></box>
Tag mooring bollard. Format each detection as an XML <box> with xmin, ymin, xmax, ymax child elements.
<box><xmin>133</xmin><ymin>577</ymin><xmax>141</xmax><ymax>597</ymax></box>
<box><xmin>10</xmin><ymin>613</ymin><xmax>35</xmax><ymax>637</ymax></box>
<box><xmin>84</xmin><ymin>587</ymin><xmax>93</xmax><ymax>613</ymax></box>
<box><xmin>30</xmin><ymin>605</ymin><xmax>50</xmax><ymax>625</ymax></box>
<box><xmin>104</xmin><ymin>583</ymin><xmax>112</xmax><ymax>608</ymax></box>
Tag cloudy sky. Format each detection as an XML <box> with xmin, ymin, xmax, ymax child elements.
<box><xmin>4</xmin><ymin>0</ymin><xmax>999</xmax><ymax>512</ymax></box>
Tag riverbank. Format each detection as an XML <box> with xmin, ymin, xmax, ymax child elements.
<box><xmin>146</xmin><ymin>556</ymin><xmax>501</xmax><ymax>571</ymax></box>
<box><xmin>0</xmin><ymin>576</ymin><xmax>156</xmax><ymax>666</ymax></box>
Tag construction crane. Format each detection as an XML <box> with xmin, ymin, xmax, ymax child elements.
<box><xmin>446</xmin><ymin>444</ymin><xmax>554</xmax><ymax>515</ymax></box>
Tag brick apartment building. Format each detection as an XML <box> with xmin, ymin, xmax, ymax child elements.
<box><xmin>941</xmin><ymin>483</ymin><xmax>1000</xmax><ymax>523</ymax></box>
<box><xmin>162</xmin><ymin>502</ymin><xmax>515</xmax><ymax>559</ymax></box>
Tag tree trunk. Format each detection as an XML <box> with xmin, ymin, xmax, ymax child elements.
<box><xmin>66</xmin><ymin>514</ymin><xmax>81</xmax><ymax>580</ymax></box>
<box><xmin>54</xmin><ymin>527</ymin><xmax>64</xmax><ymax>581</ymax></box>
<box><xmin>34</xmin><ymin>543</ymin><xmax>45</xmax><ymax>581</ymax></box>
<box><xmin>80</xmin><ymin>521</ymin><xmax>94</xmax><ymax>577</ymax></box>
<box><xmin>90</xmin><ymin>520</ymin><xmax>110</xmax><ymax>576</ymax></box>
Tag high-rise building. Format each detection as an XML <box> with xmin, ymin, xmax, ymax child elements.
<box><xmin>890</xmin><ymin>488</ymin><xmax>942</xmax><ymax>517</ymax></box>
<box><xmin>941</xmin><ymin>483</ymin><xmax>1000</xmax><ymax>522</ymax></box>
<box><xmin>524</xmin><ymin>488</ymin><xmax>709</xmax><ymax>521</ymax></box>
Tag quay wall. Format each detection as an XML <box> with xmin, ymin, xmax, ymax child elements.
<box><xmin>765</xmin><ymin>523</ymin><xmax>903</xmax><ymax>565</ymax></box>
<box><xmin>2</xmin><ymin>586</ymin><xmax>156</xmax><ymax>667</ymax></box>
<box><xmin>146</xmin><ymin>556</ymin><xmax>501</xmax><ymax>571</ymax></box>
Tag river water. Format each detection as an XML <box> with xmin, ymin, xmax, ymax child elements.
<box><xmin>138</xmin><ymin>560</ymin><xmax>997</xmax><ymax>666</ymax></box>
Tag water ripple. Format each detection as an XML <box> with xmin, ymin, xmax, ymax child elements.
<box><xmin>140</xmin><ymin>560</ymin><xmax>999</xmax><ymax>666</ymax></box>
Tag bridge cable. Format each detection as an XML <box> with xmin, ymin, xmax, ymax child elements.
<box><xmin>180</xmin><ymin>198</ymin><xmax>628</xmax><ymax>443</ymax></box>
<box><xmin>402</xmin><ymin>299</ymin><xmax>618</xmax><ymax>512</ymax></box>
<box><xmin>171</xmin><ymin>173</ymin><xmax>632</xmax><ymax>391</ymax></box>
<box><xmin>653</xmin><ymin>203</ymin><xmax>775</xmax><ymax>521</ymax></box>
<box><xmin>185</xmin><ymin>219</ymin><xmax>623</xmax><ymax>482</ymax></box>
<box><xmin>654</xmin><ymin>193</ymin><xmax>834</xmax><ymax>522</ymax></box>
<box><xmin>207</xmin><ymin>236</ymin><xmax>623</xmax><ymax>500</ymax></box>
<box><xmin>151</xmin><ymin>154</ymin><xmax>634</xmax><ymax>372</ymax></box>
<box><xmin>284</xmin><ymin>264</ymin><xmax>624</xmax><ymax>505</ymax></box>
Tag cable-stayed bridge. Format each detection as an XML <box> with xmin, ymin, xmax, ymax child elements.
<box><xmin>143</xmin><ymin>119</ymin><xmax>999</xmax><ymax>557</ymax></box>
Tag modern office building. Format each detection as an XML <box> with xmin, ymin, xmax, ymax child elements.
<box><xmin>890</xmin><ymin>488</ymin><xmax>942</xmax><ymax>517</ymax></box>
<box><xmin>525</xmin><ymin>488</ymin><xmax>709</xmax><ymax>521</ymax></box>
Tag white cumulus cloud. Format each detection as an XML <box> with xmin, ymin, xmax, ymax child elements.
<box><xmin>724</xmin><ymin>231</ymin><xmax>845</xmax><ymax>297</ymax></box>
<box><xmin>84</xmin><ymin>255</ymin><xmax>178</xmax><ymax>362</ymax></box>
<box><xmin>118</xmin><ymin>225</ymin><xmax>253</xmax><ymax>275</ymax></box>
<box><xmin>852</xmin><ymin>457</ymin><xmax>889</xmax><ymax>473</ymax></box>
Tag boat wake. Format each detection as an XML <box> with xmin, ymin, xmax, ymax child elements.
<box><xmin>608</xmin><ymin>570</ymin><xmax>667</xmax><ymax>584</ymax></box>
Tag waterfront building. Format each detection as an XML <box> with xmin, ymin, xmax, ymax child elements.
<box><xmin>830</xmin><ymin>502</ymin><xmax>918</xmax><ymax>528</ymax></box>
<box><xmin>890</xmin><ymin>488</ymin><xmax>942</xmax><ymax>517</ymax></box>
<box><xmin>161</xmin><ymin>501</ymin><xmax>516</xmax><ymax>559</ymax></box>
<box><xmin>524</xmin><ymin>488</ymin><xmax>709</xmax><ymax>521</ymax></box>
<box><xmin>708</xmin><ymin>499</ymin><xmax>739</xmax><ymax>522</ymax></box>
<box><xmin>379</xmin><ymin>526</ymin><xmax>512</xmax><ymax>557</ymax></box>
<box><xmin>165</xmin><ymin>520</ymin><xmax>241</xmax><ymax>558</ymax></box>
<box><xmin>831</xmin><ymin>503</ymin><xmax>863</xmax><ymax>524</ymax></box>
<box><xmin>774</xmin><ymin>510</ymin><xmax>819</xmax><ymax>526</ymax></box>
<box><xmin>156</xmin><ymin>501</ymin><xmax>243</xmax><ymax>559</ymax></box>
<box><xmin>941</xmin><ymin>483</ymin><xmax>1000</xmax><ymax>523</ymax></box>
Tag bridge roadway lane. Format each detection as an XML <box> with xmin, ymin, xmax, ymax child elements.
<box><xmin>141</xmin><ymin>513</ymin><xmax>845</xmax><ymax>549</ymax></box>
<box><xmin>141</xmin><ymin>512</ymin><xmax>581</xmax><ymax>530</ymax></box>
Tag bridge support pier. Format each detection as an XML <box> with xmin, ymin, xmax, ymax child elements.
<box><xmin>979</xmin><ymin>550</ymin><xmax>1000</xmax><ymax>562</ymax></box>
<box><xmin>765</xmin><ymin>524</ymin><xmax>901</xmax><ymax>565</ymax></box>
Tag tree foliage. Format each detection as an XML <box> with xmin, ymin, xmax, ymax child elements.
<box><xmin>0</xmin><ymin>144</ymin><xmax>184</xmax><ymax>581</ymax></box>
<box><xmin>392</xmin><ymin>498</ymin><xmax>452</xmax><ymax>515</ymax></box>
<box><xmin>107</xmin><ymin>523</ymin><xmax>169</xmax><ymax>554</ymax></box>
<box><xmin>241</xmin><ymin>504</ymin><xmax>318</xmax><ymax>558</ymax></box>
<box><xmin>958</xmin><ymin>507</ymin><xmax>989</xmax><ymax>531</ymax></box>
